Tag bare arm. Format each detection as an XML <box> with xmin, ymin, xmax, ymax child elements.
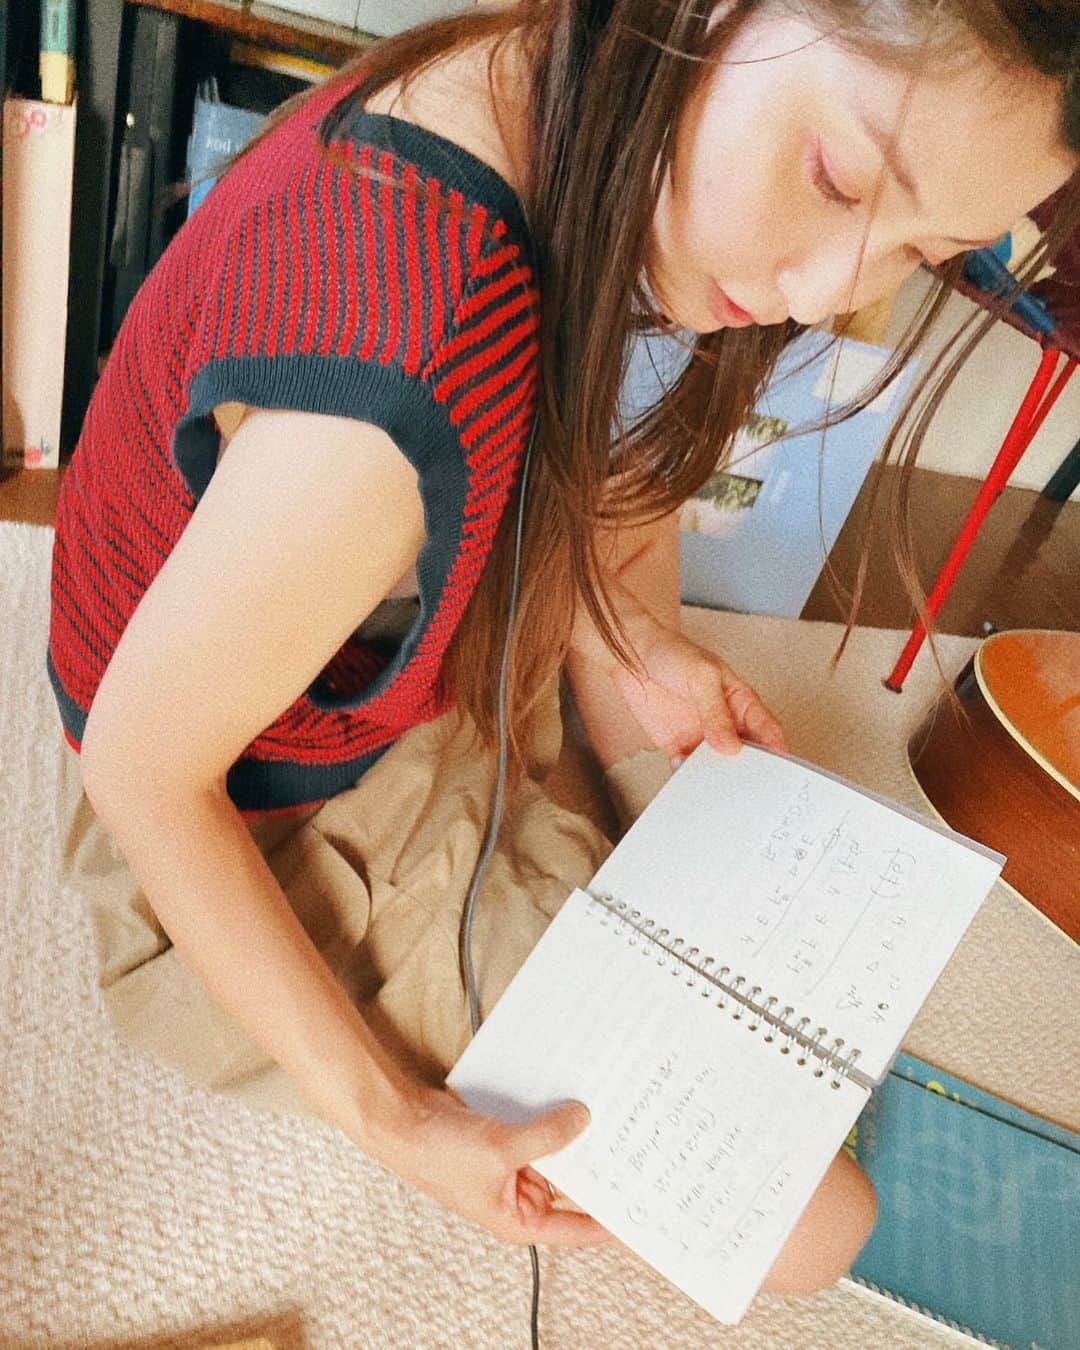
<box><xmin>565</xmin><ymin>510</ymin><xmax>785</xmax><ymax>770</ymax></box>
<box><xmin>80</xmin><ymin>407</ymin><xmax>429</xmax><ymax>1146</ymax></box>
<box><xmin>79</xmin><ymin>406</ymin><xmax>610</xmax><ymax>1250</ymax></box>
<box><xmin>564</xmin><ymin>512</ymin><xmax>682</xmax><ymax>769</ymax></box>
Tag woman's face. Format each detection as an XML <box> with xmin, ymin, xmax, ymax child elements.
<box><xmin>648</xmin><ymin>10</ymin><xmax>1077</xmax><ymax>332</ymax></box>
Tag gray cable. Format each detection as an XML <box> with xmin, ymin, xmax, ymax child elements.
<box><xmin>457</xmin><ymin>415</ymin><xmax>542</xmax><ymax>1348</ymax></box>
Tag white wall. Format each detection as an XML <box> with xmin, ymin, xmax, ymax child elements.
<box><xmin>880</xmin><ymin>271</ymin><xmax>1080</xmax><ymax>501</ymax></box>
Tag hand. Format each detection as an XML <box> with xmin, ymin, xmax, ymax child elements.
<box><xmin>377</xmin><ymin>1086</ymin><xmax>612</xmax><ymax>1248</ymax></box>
<box><xmin>611</xmin><ymin>617</ymin><xmax>787</xmax><ymax>762</ymax></box>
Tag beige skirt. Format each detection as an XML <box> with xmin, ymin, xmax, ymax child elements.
<box><xmin>56</xmin><ymin>684</ymin><xmax>672</xmax><ymax>1124</ymax></box>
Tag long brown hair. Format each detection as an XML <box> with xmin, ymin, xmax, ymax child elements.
<box><xmin>212</xmin><ymin>1</ymin><xmax>1080</xmax><ymax>751</ymax></box>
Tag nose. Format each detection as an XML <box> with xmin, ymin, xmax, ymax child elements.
<box><xmin>777</xmin><ymin>235</ymin><xmax>923</xmax><ymax>327</ymax></box>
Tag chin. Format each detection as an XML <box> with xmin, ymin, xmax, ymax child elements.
<box><xmin>654</xmin><ymin>293</ymin><xmax>719</xmax><ymax>335</ymax></box>
<box><xmin>678</xmin><ymin>309</ymin><xmax>725</xmax><ymax>337</ymax></box>
<box><xmin>642</xmin><ymin>260</ymin><xmax>729</xmax><ymax>335</ymax></box>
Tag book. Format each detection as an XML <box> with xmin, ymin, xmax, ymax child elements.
<box><xmin>447</xmin><ymin>742</ymin><xmax>1004</xmax><ymax>1325</ymax></box>
<box><xmin>2</xmin><ymin>94</ymin><xmax>76</xmax><ymax>468</ymax></box>
<box><xmin>269</xmin><ymin>0</ymin><xmax>477</xmax><ymax>36</ymax></box>
<box><xmin>263</xmin><ymin>0</ymin><xmax>364</xmax><ymax>28</ymax></box>
<box><xmin>39</xmin><ymin>0</ymin><xmax>75</xmax><ymax>104</ymax></box>
<box><xmin>105</xmin><ymin>5</ymin><xmax>182</xmax><ymax>343</ymax></box>
<box><xmin>678</xmin><ymin>329</ymin><xmax>919</xmax><ymax>618</ymax></box>
<box><xmin>185</xmin><ymin>44</ymin><xmax>316</xmax><ymax>225</ymax></box>
<box><xmin>228</xmin><ymin>39</ymin><xmax>336</xmax><ymax>86</ymax></box>
<box><xmin>847</xmin><ymin>1052</ymin><xmax>1079</xmax><ymax>1350</ymax></box>
<box><xmin>185</xmin><ymin>82</ymin><xmax>266</xmax><ymax>219</ymax></box>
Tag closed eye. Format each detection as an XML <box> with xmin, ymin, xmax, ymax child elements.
<box><xmin>811</xmin><ymin>152</ymin><xmax>861</xmax><ymax>211</ymax></box>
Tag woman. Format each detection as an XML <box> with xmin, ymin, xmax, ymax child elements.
<box><xmin>50</xmin><ymin>0</ymin><xmax>1078</xmax><ymax>1293</ymax></box>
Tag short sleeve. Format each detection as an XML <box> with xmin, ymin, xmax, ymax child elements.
<box><xmin>173</xmin><ymin>144</ymin><xmax>489</xmax><ymax>504</ymax></box>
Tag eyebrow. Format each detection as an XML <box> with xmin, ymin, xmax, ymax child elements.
<box><xmin>856</xmin><ymin>108</ymin><xmax>1000</xmax><ymax>249</ymax></box>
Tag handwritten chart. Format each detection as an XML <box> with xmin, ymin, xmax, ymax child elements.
<box><xmin>450</xmin><ymin>885</ymin><xmax>865</xmax><ymax>1323</ymax></box>
<box><xmin>448</xmin><ymin>745</ymin><xmax>1000</xmax><ymax>1324</ymax></box>
<box><xmin>589</xmin><ymin>745</ymin><xmax>1001</xmax><ymax>1077</ymax></box>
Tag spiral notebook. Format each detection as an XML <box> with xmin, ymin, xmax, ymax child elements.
<box><xmin>448</xmin><ymin>743</ymin><xmax>1004</xmax><ymax>1325</ymax></box>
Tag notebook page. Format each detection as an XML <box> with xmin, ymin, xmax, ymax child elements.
<box><xmin>588</xmin><ymin>744</ymin><xmax>1003</xmax><ymax>1082</ymax></box>
<box><xmin>448</xmin><ymin>888</ymin><xmax>867</xmax><ymax>1326</ymax></box>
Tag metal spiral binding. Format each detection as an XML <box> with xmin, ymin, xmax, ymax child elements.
<box><xmin>847</xmin><ymin>1277</ymin><xmax>1010</xmax><ymax>1348</ymax></box>
<box><xmin>587</xmin><ymin>891</ymin><xmax>863</xmax><ymax>1089</ymax></box>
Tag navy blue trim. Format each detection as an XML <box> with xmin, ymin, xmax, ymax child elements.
<box><xmin>175</xmin><ymin>353</ymin><xmax>468</xmax><ymax>720</ymax></box>
<box><xmin>47</xmin><ymin>649</ymin><xmax>88</xmax><ymax>745</ymax></box>
<box><xmin>225</xmin><ymin>741</ymin><xmax>393</xmax><ymax>812</ymax></box>
<box><xmin>318</xmin><ymin>104</ymin><xmax>533</xmax><ymax>261</ymax></box>
<box><xmin>176</xmin><ymin>353</ymin><xmax>461</xmax><ymax>498</ymax></box>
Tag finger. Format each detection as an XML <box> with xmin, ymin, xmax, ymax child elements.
<box><xmin>516</xmin><ymin>1172</ymin><xmax>551</xmax><ymax>1216</ymax></box>
<box><xmin>518</xmin><ymin>1204</ymin><xmax>613</xmax><ymax>1247</ymax></box>
<box><xmin>744</xmin><ymin>699</ymin><xmax>788</xmax><ymax>752</ymax></box>
<box><xmin>522</xmin><ymin>1168</ymin><xmax>580</xmax><ymax>1212</ymax></box>
<box><xmin>506</xmin><ymin>1102</ymin><xmax>591</xmax><ymax>1167</ymax></box>
<box><xmin>724</xmin><ymin>680</ymin><xmax>787</xmax><ymax>752</ymax></box>
<box><xmin>513</xmin><ymin>1170</ymin><xmax>601</xmax><ymax>1241</ymax></box>
<box><xmin>519</xmin><ymin>1164</ymin><xmax>558</xmax><ymax>1199</ymax></box>
<box><xmin>699</xmin><ymin>681</ymin><xmax>742</xmax><ymax>756</ymax></box>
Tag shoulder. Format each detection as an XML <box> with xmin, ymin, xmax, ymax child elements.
<box><xmin>209</xmin><ymin>50</ymin><xmax>536</xmax><ymax>327</ymax></box>
<box><xmin>176</xmin><ymin>52</ymin><xmax>540</xmax><ymax>497</ymax></box>
<box><xmin>359</xmin><ymin>34</ymin><xmax>528</xmax><ymax>202</ymax></box>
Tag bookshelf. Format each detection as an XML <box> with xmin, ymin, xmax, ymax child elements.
<box><xmin>127</xmin><ymin>0</ymin><xmax>372</xmax><ymax>65</ymax></box>
<box><xmin>63</xmin><ymin>0</ymin><xmax>374</xmax><ymax>458</ymax></box>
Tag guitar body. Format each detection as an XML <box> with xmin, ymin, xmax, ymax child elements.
<box><xmin>908</xmin><ymin>629</ymin><xmax>1080</xmax><ymax>945</ymax></box>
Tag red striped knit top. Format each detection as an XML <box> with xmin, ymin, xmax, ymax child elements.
<box><xmin>48</xmin><ymin>74</ymin><xmax>540</xmax><ymax>816</ymax></box>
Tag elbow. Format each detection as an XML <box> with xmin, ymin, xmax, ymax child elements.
<box><xmin>79</xmin><ymin>707</ymin><xmax>218</xmax><ymax>830</ymax></box>
<box><xmin>78</xmin><ymin>709</ymin><xmax>128</xmax><ymax>825</ymax></box>
<box><xmin>79</xmin><ymin>746</ymin><xmax>146</xmax><ymax>839</ymax></box>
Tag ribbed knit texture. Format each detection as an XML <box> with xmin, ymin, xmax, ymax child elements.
<box><xmin>48</xmin><ymin>77</ymin><xmax>540</xmax><ymax>813</ymax></box>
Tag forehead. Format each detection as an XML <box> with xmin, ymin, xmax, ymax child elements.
<box><xmin>849</xmin><ymin>44</ymin><xmax>1075</xmax><ymax>232</ymax></box>
<box><xmin>701</xmin><ymin>13</ymin><xmax>1077</xmax><ymax>237</ymax></box>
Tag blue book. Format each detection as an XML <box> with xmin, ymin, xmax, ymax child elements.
<box><xmin>849</xmin><ymin>1052</ymin><xmax>1079</xmax><ymax>1349</ymax></box>
<box><xmin>677</xmin><ymin>329</ymin><xmax>919</xmax><ymax>618</ymax></box>
<box><xmin>186</xmin><ymin>83</ymin><xmax>265</xmax><ymax>217</ymax></box>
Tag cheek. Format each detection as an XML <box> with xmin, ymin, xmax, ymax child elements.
<box><xmin>678</xmin><ymin>159</ymin><xmax>770</xmax><ymax>276</ymax></box>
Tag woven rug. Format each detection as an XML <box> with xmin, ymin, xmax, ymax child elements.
<box><xmin>1</xmin><ymin>521</ymin><xmax>1074</xmax><ymax>1350</ymax></box>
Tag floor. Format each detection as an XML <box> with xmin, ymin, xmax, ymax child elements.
<box><xmin>5</xmin><ymin>461</ymin><xmax>1077</xmax><ymax>640</ymax></box>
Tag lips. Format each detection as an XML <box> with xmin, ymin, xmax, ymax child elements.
<box><xmin>708</xmin><ymin>281</ymin><xmax>758</xmax><ymax>327</ymax></box>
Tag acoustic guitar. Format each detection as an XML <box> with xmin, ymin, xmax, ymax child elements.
<box><xmin>908</xmin><ymin>629</ymin><xmax>1079</xmax><ymax>945</ymax></box>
